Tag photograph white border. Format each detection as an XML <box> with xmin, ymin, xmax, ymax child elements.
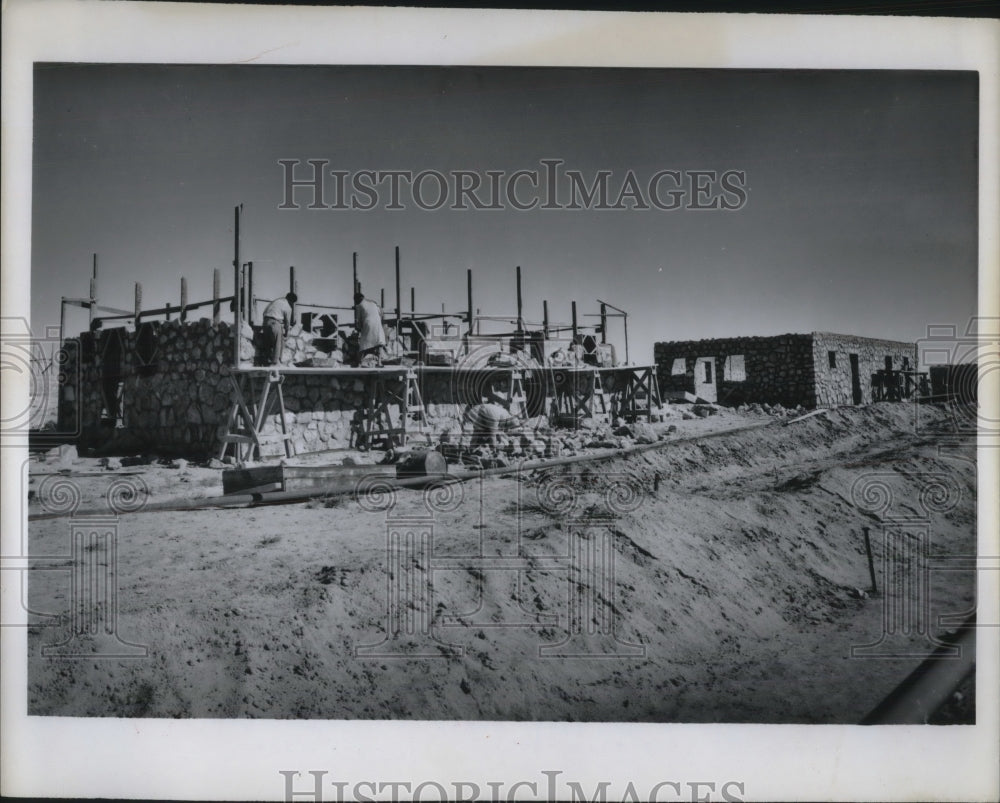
<box><xmin>2</xmin><ymin>3</ymin><xmax>998</xmax><ymax>800</ymax></box>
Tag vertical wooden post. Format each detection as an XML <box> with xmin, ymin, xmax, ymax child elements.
<box><xmin>623</xmin><ymin>312</ymin><xmax>629</xmax><ymax>365</ymax></box>
<box><xmin>466</xmin><ymin>268</ymin><xmax>474</xmax><ymax>336</ymax></box>
<box><xmin>213</xmin><ymin>268</ymin><xmax>221</xmax><ymax>324</ymax></box>
<box><xmin>60</xmin><ymin>297</ymin><xmax>66</xmax><ymax>346</ymax></box>
<box><xmin>233</xmin><ymin>205</ymin><xmax>241</xmax><ymax>369</ymax></box>
<box><xmin>600</xmin><ymin>302</ymin><xmax>607</xmax><ymax>345</ymax></box>
<box><xmin>516</xmin><ymin>265</ymin><xmax>523</xmax><ymax>330</ymax></box>
<box><xmin>353</xmin><ymin>252</ymin><xmax>359</xmax><ymax>295</ymax></box>
<box><xmin>410</xmin><ymin>287</ymin><xmax>415</xmax><ymax>315</ymax></box>
<box><xmin>88</xmin><ymin>277</ymin><xmax>97</xmax><ymax>325</ymax></box>
<box><xmin>88</xmin><ymin>253</ymin><xmax>98</xmax><ymax>326</ymax></box>
<box><xmin>394</xmin><ymin>246</ymin><xmax>402</xmax><ymax>340</ymax></box>
<box><xmin>240</xmin><ymin>265</ymin><xmax>246</xmax><ymax>325</ymax></box>
<box><xmin>289</xmin><ymin>265</ymin><xmax>297</xmax><ymax>296</ymax></box>
<box><xmin>380</xmin><ymin>288</ymin><xmax>385</xmax><ymax>309</ymax></box>
<box><xmin>180</xmin><ymin>276</ymin><xmax>188</xmax><ymax>322</ymax></box>
<box><xmin>134</xmin><ymin>283</ymin><xmax>142</xmax><ymax>322</ymax></box>
<box><xmin>247</xmin><ymin>261</ymin><xmax>254</xmax><ymax>325</ymax></box>
<box><xmin>165</xmin><ymin>302</ymin><xmax>172</xmax><ymax>322</ymax></box>
<box><xmin>571</xmin><ymin>301</ymin><xmax>578</xmax><ymax>340</ymax></box>
<box><xmin>543</xmin><ymin>299</ymin><xmax>549</xmax><ymax>336</ymax></box>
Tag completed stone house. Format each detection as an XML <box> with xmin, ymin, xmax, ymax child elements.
<box><xmin>654</xmin><ymin>332</ymin><xmax>917</xmax><ymax>408</ymax></box>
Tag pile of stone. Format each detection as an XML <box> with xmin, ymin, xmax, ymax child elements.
<box><xmin>438</xmin><ymin>418</ymin><xmax>677</xmax><ymax>468</ymax></box>
<box><xmin>278</xmin><ymin>324</ymin><xmax>325</xmax><ymax>366</ymax></box>
<box><xmin>273</xmin><ymin>324</ymin><xmax>409</xmax><ymax>368</ymax></box>
<box><xmin>735</xmin><ymin>402</ymin><xmax>808</xmax><ymax>418</ymax></box>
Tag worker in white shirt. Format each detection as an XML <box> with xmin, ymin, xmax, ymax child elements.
<box><xmin>353</xmin><ymin>291</ymin><xmax>387</xmax><ymax>366</ymax></box>
<box><xmin>261</xmin><ymin>292</ymin><xmax>297</xmax><ymax>365</ymax></box>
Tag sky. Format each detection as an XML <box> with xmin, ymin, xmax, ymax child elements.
<box><xmin>31</xmin><ymin>65</ymin><xmax>978</xmax><ymax>364</ymax></box>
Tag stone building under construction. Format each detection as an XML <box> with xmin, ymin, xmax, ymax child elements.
<box><xmin>56</xmin><ymin>239</ymin><xmax>661</xmax><ymax>460</ymax></box>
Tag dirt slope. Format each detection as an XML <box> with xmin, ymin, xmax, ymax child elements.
<box><xmin>27</xmin><ymin>404</ymin><xmax>976</xmax><ymax>722</ymax></box>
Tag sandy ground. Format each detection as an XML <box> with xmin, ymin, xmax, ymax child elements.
<box><xmin>25</xmin><ymin>403</ymin><xmax>976</xmax><ymax>722</ymax></box>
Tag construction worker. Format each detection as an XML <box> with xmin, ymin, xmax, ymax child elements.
<box><xmin>462</xmin><ymin>402</ymin><xmax>519</xmax><ymax>448</ymax></box>
<box><xmin>353</xmin><ymin>291</ymin><xmax>386</xmax><ymax>366</ymax></box>
<box><xmin>261</xmin><ymin>292</ymin><xmax>297</xmax><ymax>365</ymax></box>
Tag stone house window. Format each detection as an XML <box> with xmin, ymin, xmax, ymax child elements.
<box><xmin>671</xmin><ymin>357</ymin><xmax>686</xmax><ymax>375</ymax></box>
<box><xmin>724</xmin><ymin>354</ymin><xmax>746</xmax><ymax>381</ymax></box>
<box><xmin>99</xmin><ymin>328</ymin><xmax>126</xmax><ymax>425</ymax></box>
<box><xmin>704</xmin><ymin>361</ymin><xmax>712</xmax><ymax>384</ymax></box>
<box><xmin>828</xmin><ymin>350</ymin><xmax>837</xmax><ymax>369</ymax></box>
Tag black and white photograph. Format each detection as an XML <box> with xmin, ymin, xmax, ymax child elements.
<box><xmin>2</xmin><ymin>3</ymin><xmax>998</xmax><ymax>801</ymax></box>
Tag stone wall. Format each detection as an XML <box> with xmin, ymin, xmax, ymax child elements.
<box><xmin>61</xmin><ymin>319</ymin><xmax>242</xmax><ymax>456</ymax></box>
<box><xmin>654</xmin><ymin>334</ymin><xmax>817</xmax><ymax>407</ymax></box>
<box><xmin>811</xmin><ymin>333</ymin><xmax>916</xmax><ymax>406</ymax></box>
<box><xmin>654</xmin><ymin>332</ymin><xmax>917</xmax><ymax>409</ymax></box>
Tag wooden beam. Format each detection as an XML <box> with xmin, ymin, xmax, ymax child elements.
<box><xmin>65</xmin><ymin>299</ymin><xmax>132</xmax><ymax>315</ymax></box>
<box><xmin>135</xmin><ymin>297</ymin><xmax>235</xmax><ymax>321</ymax></box>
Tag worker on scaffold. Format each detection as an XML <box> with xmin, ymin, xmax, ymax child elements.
<box><xmin>353</xmin><ymin>291</ymin><xmax>386</xmax><ymax>367</ymax></box>
<box><xmin>261</xmin><ymin>292</ymin><xmax>297</xmax><ymax>365</ymax></box>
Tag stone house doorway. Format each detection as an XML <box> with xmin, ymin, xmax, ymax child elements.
<box><xmin>849</xmin><ymin>353</ymin><xmax>863</xmax><ymax>405</ymax></box>
<box><xmin>694</xmin><ymin>356</ymin><xmax>716</xmax><ymax>403</ymax></box>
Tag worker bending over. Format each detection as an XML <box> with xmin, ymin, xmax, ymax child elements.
<box><xmin>262</xmin><ymin>292</ymin><xmax>297</xmax><ymax>365</ymax></box>
<box><xmin>462</xmin><ymin>403</ymin><xmax>520</xmax><ymax>448</ymax></box>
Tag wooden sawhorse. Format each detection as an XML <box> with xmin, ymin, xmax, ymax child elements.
<box><xmin>218</xmin><ymin>369</ymin><xmax>293</xmax><ymax>465</ymax></box>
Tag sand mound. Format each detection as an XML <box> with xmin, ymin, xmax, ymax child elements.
<box><xmin>27</xmin><ymin>404</ymin><xmax>975</xmax><ymax>722</ymax></box>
